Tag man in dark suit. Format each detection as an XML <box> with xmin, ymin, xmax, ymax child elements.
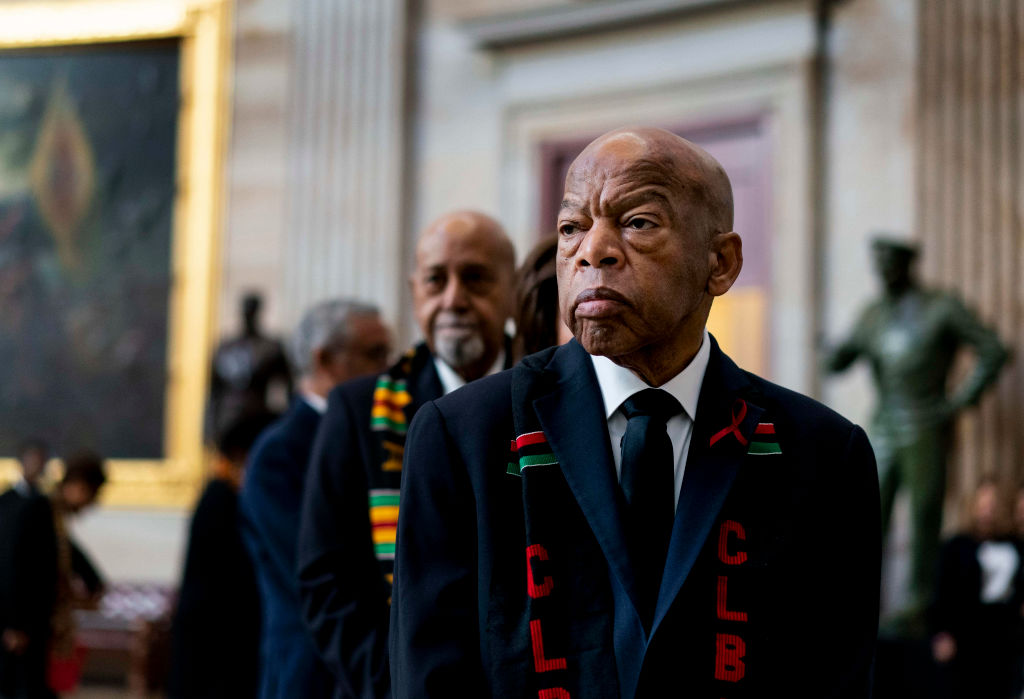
<box><xmin>298</xmin><ymin>211</ymin><xmax>517</xmax><ymax>699</ymax></box>
<box><xmin>0</xmin><ymin>443</ymin><xmax>58</xmax><ymax>699</ymax></box>
<box><xmin>390</xmin><ymin>127</ymin><xmax>881</xmax><ymax>698</ymax></box>
<box><xmin>240</xmin><ymin>299</ymin><xmax>392</xmax><ymax>699</ymax></box>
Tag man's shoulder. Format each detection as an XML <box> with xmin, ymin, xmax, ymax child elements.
<box><xmin>741</xmin><ymin>369</ymin><xmax>858</xmax><ymax>442</ymax></box>
<box><xmin>327</xmin><ymin>373</ymin><xmax>381</xmax><ymax>408</ymax></box>
<box><xmin>432</xmin><ymin>368</ymin><xmax>515</xmax><ymax>417</ymax></box>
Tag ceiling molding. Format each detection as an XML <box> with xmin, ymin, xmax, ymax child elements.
<box><xmin>459</xmin><ymin>0</ymin><xmax>787</xmax><ymax>50</ymax></box>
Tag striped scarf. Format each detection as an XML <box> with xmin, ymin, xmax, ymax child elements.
<box><xmin>368</xmin><ymin>344</ymin><xmax>432</xmax><ymax>568</ymax></box>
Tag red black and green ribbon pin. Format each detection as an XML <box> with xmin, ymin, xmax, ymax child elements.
<box><xmin>507</xmin><ymin>431</ymin><xmax>558</xmax><ymax>476</ymax></box>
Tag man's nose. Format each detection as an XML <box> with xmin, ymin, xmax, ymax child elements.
<box><xmin>441</xmin><ymin>277</ymin><xmax>470</xmax><ymax>309</ymax></box>
<box><xmin>577</xmin><ymin>219</ymin><xmax>623</xmax><ymax>269</ymax></box>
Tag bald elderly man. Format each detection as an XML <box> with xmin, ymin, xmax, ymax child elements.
<box><xmin>297</xmin><ymin>211</ymin><xmax>516</xmax><ymax>699</ymax></box>
<box><xmin>390</xmin><ymin>129</ymin><xmax>880</xmax><ymax>698</ymax></box>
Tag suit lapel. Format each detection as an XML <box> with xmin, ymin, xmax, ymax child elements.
<box><xmin>650</xmin><ymin>337</ymin><xmax>763</xmax><ymax>637</ymax></box>
<box><xmin>532</xmin><ymin>341</ymin><xmax>641</xmax><ymax>614</ymax></box>
<box><xmin>408</xmin><ymin>343</ymin><xmax>444</xmax><ymax>417</ymax></box>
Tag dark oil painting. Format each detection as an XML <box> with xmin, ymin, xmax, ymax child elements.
<box><xmin>0</xmin><ymin>40</ymin><xmax>180</xmax><ymax>458</ymax></box>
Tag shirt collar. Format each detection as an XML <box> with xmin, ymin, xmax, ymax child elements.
<box><xmin>433</xmin><ymin>351</ymin><xmax>505</xmax><ymax>396</ymax></box>
<box><xmin>302</xmin><ymin>392</ymin><xmax>328</xmax><ymax>415</ymax></box>
<box><xmin>12</xmin><ymin>478</ymin><xmax>36</xmax><ymax>497</ymax></box>
<box><xmin>590</xmin><ymin>329</ymin><xmax>711</xmax><ymax>421</ymax></box>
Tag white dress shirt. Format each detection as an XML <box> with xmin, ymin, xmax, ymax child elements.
<box><xmin>302</xmin><ymin>391</ymin><xmax>328</xmax><ymax>415</ymax></box>
<box><xmin>590</xmin><ymin>330</ymin><xmax>711</xmax><ymax>512</ymax></box>
<box><xmin>433</xmin><ymin>351</ymin><xmax>506</xmax><ymax>396</ymax></box>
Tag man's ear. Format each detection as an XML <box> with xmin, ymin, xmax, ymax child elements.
<box><xmin>312</xmin><ymin>346</ymin><xmax>333</xmax><ymax>373</ymax></box>
<box><xmin>707</xmin><ymin>232</ymin><xmax>743</xmax><ymax>297</ymax></box>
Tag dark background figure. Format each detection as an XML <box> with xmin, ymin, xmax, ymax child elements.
<box><xmin>297</xmin><ymin>211</ymin><xmax>515</xmax><ymax>699</ymax></box>
<box><xmin>929</xmin><ymin>478</ymin><xmax>1024</xmax><ymax>699</ymax></box>
<box><xmin>825</xmin><ymin>236</ymin><xmax>1009</xmax><ymax>634</ymax></box>
<box><xmin>0</xmin><ymin>442</ymin><xmax>58</xmax><ymax>699</ymax></box>
<box><xmin>168</xmin><ymin>414</ymin><xmax>272</xmax><ymax>699</ymax></box>
<box><xmin>239</xmin><ymin>299</ymin><xmax>391</xmax><ymax>699</ymax></box>
<box><xmin>47</xmin><ymin>450</ymin><xmax>107</xmax><ymax>696</ymax></box>
<box><xmin>208</xmin><ymin>293</ymin><xmax>293</xmax><ymax>440</ymax></box>
<box><xmin>512</xmin><ymin>235</ymin><xmax>573</xmax><ymax>361</ymax></box>
<box><xmin>13</xmin><ymin>440</ymin><xmax>50</xmax><ymax>496</ymax></box>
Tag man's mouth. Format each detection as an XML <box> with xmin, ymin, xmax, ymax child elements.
<box><xmin>574</xmin><ymin>287</ymin><xmax>630</xmax><ymax>319</ymax></box>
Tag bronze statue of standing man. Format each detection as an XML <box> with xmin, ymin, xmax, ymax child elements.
<box><xmin>825</xmin><ymin>237</ymin><xmax>1008</xmax><ymax>634</ymax></box>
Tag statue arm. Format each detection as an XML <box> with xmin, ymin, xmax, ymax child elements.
<box><xmin>945</xmin><ymin>295</ymin><xmax>1009</xmax><ymax>411</ymax></box>
<box><xmin>822</xmin><ymin>309</ymin><xmax>871</xmax><ymax>374</ymax></box>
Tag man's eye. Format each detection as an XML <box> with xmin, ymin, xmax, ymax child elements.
<box><xmin>625</xmin><ymin>217</ymin><xmax>654</xmax><ymax>230</ymax></box>
<box><xmin>424</xmin><ymin>274</ymin><xmax>444</xmax><ymax>288</ymax></box>
<box><xmin>558</xmin><ymin>223</ymin><xmax>578</xmax><ymax>236</ymax></box>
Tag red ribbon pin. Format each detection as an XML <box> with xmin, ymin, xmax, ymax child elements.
<box><xmin>710</xmin><ymin>399</ymin><xmax>749</xmax><ymax>447</ymax></box>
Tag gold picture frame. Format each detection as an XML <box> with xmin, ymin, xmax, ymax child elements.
<box><xmin>0</xmin><ymin>0</ymin><xmax>233</xmax><ymax>507</ymax></box>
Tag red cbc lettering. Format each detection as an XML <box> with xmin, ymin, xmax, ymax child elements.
<box><xmin>538</xmin><ymin>690</ymin><xmax>571</xmax><ymax>699</ymax></box>
<box><xmin>714</xmin><ymin>633</ymin><xmax>746</xmax><ymax>682</ymax></box>
<box><xmin>526</xmin><ymin>544</ymin><xmax>555</xmax><ymax>599</ymax></box>
<box><xmin>716</xmin><ymin>575</ymin><xmax>748</xmax><ymax>622</ymax></box>
<box><xmin>717</xmin><ymin>520</ymin><xmax>747</xmax><ymax>566</ymax></box>
<box><xmin>530</xmin><ymin>619</ymin><xmax>568</xmax><ymax>672</ymax></box>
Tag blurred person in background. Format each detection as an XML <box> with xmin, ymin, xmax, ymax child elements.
<box><xmin>240</xmin><ymin>299</ymin><xmax>391</xmax><ymax>699</ymax></box>
<box><xmin>298</xmin><ymin>210</ymin><xmax>516</xmax><ymax>698</ymax></box>
<box><xmin>12</xmin><ymin>440</ymin><xmax>50</xmax><ymax>496</ymax></box>
<box><xmin>512</xmin><ymin>235</ymin><xmax>573</xmax><ymax>361</ymax></box>
<box><xmin>0</xmin><ymin>441</ymin><xmax>58</xmax><ymax>699</ymax></box>
<box><xmin>930</xmin><ymin>477</ymin><xmax>1024</xmax><ymax>699</ymax></box>
<box><xmin>168</xmin><ymin>414</ymin><xmax>272</xmax><ymax>699</ymax></box>
<box><xmin>46</xmin><ymin>450</ymin><xmax>107</xmax><ymax>696</ymax></box>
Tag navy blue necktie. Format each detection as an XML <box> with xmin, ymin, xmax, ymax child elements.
<box><xmin>619</xmin><ymin>388</ymin><xmax>682</xmax><ymax>631</ymax></box>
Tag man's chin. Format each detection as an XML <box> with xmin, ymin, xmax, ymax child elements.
<box><xmin>574</xmin><ymin>322</ymin><xmax>638</xmax><ymax>358</ymax></box>
<box><xmin>433</xmin><ymin>333</ymin><xmax>487</xmax><ymax>371</ymax></box>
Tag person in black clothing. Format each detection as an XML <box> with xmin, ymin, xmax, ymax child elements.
<box><xmin>240</xmin><ymin>299</ymin><xmax>391</xmax><ymax>699</ymax></box>
<box><xmin>13</xmin><ymin>440</ymin><xmax>49</xmax><ymax>496</ymax></box>
<box><xmin>297</xmin><ymin>210</ymin><xmax>516</xmax><ymax>699</ymax></box>
<box><xmin>168</xmin><ymin>414</ymin><xmax>273</xmax><ymax>699</ymax></box>
<box><xmin>512</xmin><ymin>235</ymin><xmax>573</xmax><ymax>361</ymax></box>
<box><xmin>931</xmin><ymin>478</ymin><xmax>1024</xmax><ymax>699</ymax></box>
<box><xmin>0</xmin><ymin>443</ymin><xmax>58</xmax><ymax>699</ymax></box>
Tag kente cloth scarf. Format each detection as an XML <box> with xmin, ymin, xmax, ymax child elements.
<box><xmin>504</xmin><ymin>352</ymin><xmax>619</xmax><ymax>698</ymax></box>
<box><xmin>368</xmin><ymin>343</ymin><xmax>432</xmax><ymax>564</ymax></box>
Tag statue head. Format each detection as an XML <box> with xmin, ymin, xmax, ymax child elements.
<box><xmin>871</xmin><ymin>236</ymin><xmax>918</xmax><ymax>296</ymax></box>
<box><xmin>242</xmin><ymin>292</ymin><xmax>263</xmax><ymax>336</ymax></box>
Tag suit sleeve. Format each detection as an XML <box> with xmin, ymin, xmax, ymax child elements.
<box><xmin>240</xmin><ymin>438</ymin><xmax>303</xmax><ymax>602</ymax></box>
<box><xmin>814</xmin><ymin>424</ymin><xmax>881</xmax><ymax>699</ymax></box>
<box><xmin>389</xmin><ymin>401</ymin><xmax>486</xmax><ymax>698</ymax></box>
<box><xmin>69</xmin><ymin>538</ymin><xmax>104</xmax><ymax>597</ymax></box>
<box><xmin>297</xmin><ymin>388</ymin><xmax>391</xmax><ymax>699</ymax></box>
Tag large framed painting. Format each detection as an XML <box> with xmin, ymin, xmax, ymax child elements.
<box><xmin>0</xmin><ymin>0</ymin><xmax>232</xmax><ymax>506</ymax></box>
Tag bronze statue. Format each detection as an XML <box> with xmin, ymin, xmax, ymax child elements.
<box><xmin>208</xmin><ymin>293</ymin><xmax>292</xmax><ymax>439</ymax></box>
<box><xmin>825</xmin><ymin>237</ymin><xmax>1009</xmax><ymax>633</ymax></box>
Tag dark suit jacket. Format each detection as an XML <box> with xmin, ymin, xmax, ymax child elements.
<box><xmin>0</xmin><ymin>487</ymin><xmax>57</xmax><ymax>698</ymax></box>
<box><xmin>931</xmin><ymin>534</ymin><xmax>1024</xmax><ymax>643</ymax></box>
<box><xmin>240</xmin><ymin>399</ymin><xmax>335</xmax><ymax>699</ymax></box>
<box><xmin>390</xmin><ymin>337</ymin><xmax>881</xmax><ymax>699</ymax></box>
<box><xmin>298</xmin><ymin>344</ymin><xmax>443</xmax><ymax>699</ymax></box>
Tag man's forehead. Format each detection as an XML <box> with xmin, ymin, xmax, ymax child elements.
<box><xmin>416</xmin><ymin>232</ymin><xmax>503</xmax><ymax>268</ymax></box>
<box><xmin>562</xmin><ymin>156</ymin><xmax>685</xmax><ymax>210</ymax></box>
